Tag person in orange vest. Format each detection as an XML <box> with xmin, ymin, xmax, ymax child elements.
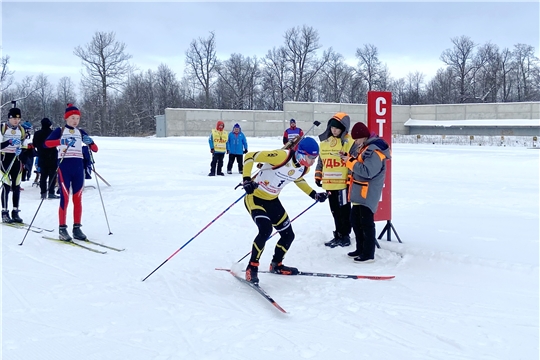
<box><xmin>208</xmin><ymin>120</ymin><xmax>227</xmax><ymax>176</ymax></box>
<box><xmin>315</xmin><ymin>112</ymin><xmax>354</xmax><ymax>248</ymax></box>
<box><xmin>341</xmin><ymin>122</ymin><xmax>391</xmax><ymax>263</ymax></box>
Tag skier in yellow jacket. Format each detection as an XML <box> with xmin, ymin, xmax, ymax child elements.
<box><xmin>315</xmin><ymin>112</ymin><xmax>354</xmax><ymax>248</ymax></box>
<box><xmin>241</xmin><ymin>137</ymin><xmax>328</xmax><ymax>285</ymax></box>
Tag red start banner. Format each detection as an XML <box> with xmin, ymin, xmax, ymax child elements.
<box><xmin>367</xmin><ymin>91</ymin><xmax>392</xmax><ymax>221</ymax></box>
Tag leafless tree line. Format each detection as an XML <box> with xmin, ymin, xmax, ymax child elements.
<box><xmin>1</xmin><ymin>29</ymin><xmax>538</xmax><ymax>136</ymax></box>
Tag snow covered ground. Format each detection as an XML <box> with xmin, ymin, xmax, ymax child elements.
<box><xmin>2</xmin><ymin>136</ymin><xmax>539</xmax><ymax>360</ymax></box>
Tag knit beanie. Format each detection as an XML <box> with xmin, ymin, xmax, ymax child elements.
<box><xmin>290</xmin><ymin>118</ymin><xmax>296</xmax><ymax>124</ymax></box>
<box><xmin>41</xmin><ymin>117</ymin><xmax>52</xmax><ymax>127</ymax></box>
<box><xmin>328</xmin><ymin>118</ymin><xmax>346</xmax><ymax>132</ymax></box>
<box><xmin>8</xmin><ymin>108</ymin><xmax>21</xmax><ymax>119</ymax></box>
<box><xmin>233</xmin><ymin>123</ymin><xmax>240</xmax><ymax>130</ymax></box>
<box><xmin>350</xmin><ymin>122</ymin><xmax>370</xmax><ymax>139</ymax></box>
<box><xmin>64</xmin><ymin>103</ymin><xmax>81</xmax><ymax>119</ymax></box>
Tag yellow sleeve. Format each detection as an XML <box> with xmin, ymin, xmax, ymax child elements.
<box><xmin>242</xmin><ymin>149</ymin><xmax>290</xmax><ymax>178</ymax></box>
<box><xmin>294</xmin><ymin>168</ymin><xmax>316</xmax><ymax>197</ymax></box>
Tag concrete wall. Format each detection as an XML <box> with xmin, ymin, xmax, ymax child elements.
<box><xmin>162</xmin><ymin>101</ymin><xmax>539</xmax><ymax>137</ymax></box>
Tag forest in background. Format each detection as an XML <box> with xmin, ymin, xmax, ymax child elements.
<box><xmin>1</xmin><ymin>26</ymin><xmax>539</xmax><ymax>136</ymax></box>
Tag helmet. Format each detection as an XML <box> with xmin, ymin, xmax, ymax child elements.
<box><xmin>296</xmin><ymin>137</ymin><xmax>319</xmax><ymax>167</ymax></box>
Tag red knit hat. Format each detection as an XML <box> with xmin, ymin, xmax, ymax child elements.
<box><xmin>350</xmin><ymin>122</ymin><xmax>370</xmax><ymax>139</ymax></box>
<box><xmin>64</xmin><ymin>103</ymin><xmax>81</xmax><ymax>119</ymax></box>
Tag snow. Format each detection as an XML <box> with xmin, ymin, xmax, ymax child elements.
<box><xmin>2</xmin><ymin>136</ymin><xmax>539</xmax><ymax>360</ymax></box>
<box><xmin>404</xmin><ymin>118</ymin><xmax>540</xmax><ymax>127</ymax></box>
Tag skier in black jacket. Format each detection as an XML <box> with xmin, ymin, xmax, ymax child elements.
<box><xmin>33</xmin><ymin>118</ymin><xmax>59</xmax><ymax>199</ymax></box>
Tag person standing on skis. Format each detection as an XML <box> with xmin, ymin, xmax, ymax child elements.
<box><xmin>45</xmin><ymin>104</ymin><xmax>98</xmax><ymax>241</ymax></box>
<box><xmin>241</xmin><ymin>137</ymin><xmax>328</xmax><ymax>285</ymax></box>
<box><xmin>1</xmin><ymin>107</ymin><xmax>26</xmax><ymax>223</ymax></box>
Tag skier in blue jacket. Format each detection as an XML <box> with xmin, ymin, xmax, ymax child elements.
<box><xmin>226</xmin><ymin>123</ymin><xmax>248</xmax><ymax>174</ymax></box>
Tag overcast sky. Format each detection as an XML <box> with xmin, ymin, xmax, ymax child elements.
<box><xmin>2</xmin><ymin>1</ymin><xmax>539</xmax><ymax>88</ymax></box>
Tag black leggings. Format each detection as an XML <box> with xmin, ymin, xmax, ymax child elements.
<box><xmin>1</xmin><ymin>154</ymin><xmax>22</xmax><ymax>209</ymax></box>
<box><xmin>244</xmin><ymin>195</ymin><xmax>295</xmax><ymax>264</ymax></box>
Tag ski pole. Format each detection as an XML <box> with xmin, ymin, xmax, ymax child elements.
<box><xmin>19</xmin><ymin>147</ymin><xmax>69</xmax><ymax>246</ymax></box>
<box><xmin>142</xmin><ymin>193</ymin><xmax>247</xmax><ymax>282</ymax></box>
<box><xmin>92</xmin><ymin>169</ymin><xmax>111</xmax><ymax>187</ymax></box>
<box><xmin>0</xmin><ymin>155</ymin><xmax>18</xmax><ymax>184</ymax></box>
<box><xmin>1</xmin><ymin>155</ymin><xmax>19</xmax><ymax>214</ymax></box>
<box><xmin>89</xmin><ymin>151</ymin><xmax>112</xmax><ymax>235</ymax></box>
<box><xmin>236</xmin><ymin>199</ymin><xmax>320</xmax><ymax>263</ymax></box>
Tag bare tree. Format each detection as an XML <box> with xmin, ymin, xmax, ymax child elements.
<box><xmin>74</xmin><ymin>31</ymin><xmax>132</xmax><ymax>135</ymax></box>
<box><xmin>355</xmin><ymin>44</ymin><xmax>384</xmax><ymax>91</ymax></box>
<box><xmin>216</xmin><ymin>54</ymin><xmax>259</xmax><ymax>109</ymax></box>
<box><xmin>282</xmin><ymin>25</ymin><xmax>330</xmax><ymax>101</ymax></box>
<box><xmin>318</xmin><ymin>50</ymin><xmax>354</xmax><ymax>103</ymax></box>
<box><xmin>260</xmin><ymin>47</ymin><xmax>288</xmax><ymax>110</ymax></box>
<box><xmin>1</xmin><ymin>55</ymin><xmax>14</xmax><ymax>94</ymax></box>
<box><xmin>512</xmin><ymin>43</ymin><xmax>540</xmax><ymax>101</ymax></box>
<box><xmin>440</xmin><ymin>35</ymin><xmax>477</xmax><ymax>102</ymax></box>
<box><xmin>185</xmin><ymin>31</ymin><xmax>218</xmax><ymax>108</ymax></box>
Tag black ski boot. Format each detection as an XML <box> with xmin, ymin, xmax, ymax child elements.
<box><xmin>324</xmin><ymin>231</ymin><xmax>341</xmax><ymax>248</ymax></box>
<box><xmin>59</xmin><ymin>225</ymin><xmax>72</xmax><ymax>241</ymax></box>
<box><xmin>72</xmin><ymin>223</ymin><xmax>87</xmax><ymax>240</ymax></box>
<box><xmin>11</xmin><ymin>210</ymin><xmax>23</xmax><ymax>223</ymax></box>
<box><xmin>2</xmin><ymin>210</ymin><xmax>12</xmax><ymax>223</ymax></box>
<box><xmin>245</xmin><ymin>261</ymin><xmax>259</xmax><ymax>285</ymax></box>
<box><xmin>269</xmin><ymin>261</ymin><xmax>299</xmax><ymax>275</ymax></box>
<box><xmin>338</xmin><ymin>234</ymin><xmax>351</xmax><ymax>247</ymax></box>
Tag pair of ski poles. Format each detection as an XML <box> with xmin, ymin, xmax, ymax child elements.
<box><xmin>19</xmin><ymin>144</ymin><xmax>112</xmax><ymax>245</ymax></box>
<box><xmin>142</xmin><ymin>120</ymin><xmax>322</xmax><ymax>282</ymax></box>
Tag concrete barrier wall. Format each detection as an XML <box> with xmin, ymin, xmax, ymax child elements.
<box><xmin>163</xmin><ymin>101</ymin><xmax>539</xmax><ymax>137</ymax></box>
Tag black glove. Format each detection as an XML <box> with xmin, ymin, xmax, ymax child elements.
<box><xmin>310</xmin><ymin>190</ymin><xmax>328</xmax><ymax>203</ymax></box>
<box><xmin>243</xmin><ymin>149</ymin><xmax>248</xmax><ymax>154</ymax></box>
<box><xmin>210</xmin><ymin>149</ymin><xmax>214</xmax><ymax>154</ymax></box>
<box><xmin>315</xmin><ymin>179</ymin><xmax>322</xmax><ymax>187</ymax></box>
<box><xmin>242</xmin><ymin>177</ymin><xmax>258</xmax><ymax>194</ymax></box>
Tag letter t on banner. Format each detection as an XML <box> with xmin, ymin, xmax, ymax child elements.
<box><xmin>367</xmin><ymin>91</ymin><xmax>402</xmax><ymax>243</ymax></box>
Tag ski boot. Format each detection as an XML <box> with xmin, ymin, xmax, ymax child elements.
<box><xmin>72</xmin><ymin>223</ymin><xmax>87</xmax><ymax>240</ymax></box>
<box><xmin>269</xmin><ymin>261</ymin><xmax>299</xmax><ymax>275</ymax></box>
<box><xmin>324</xmin><ymin>231</ymin><xmax>341</xmax><ymax>248</ymax></box>
<box><xmin>2</xmin><ymin>210</ymin><xmax>12</xmax><ymax>223</ymax></box>
<box><xmin>245</xmin><ymin>261</ymin><xmax>259</xmax><ymax>285</ymax></box>
<box><xmin>59</xmin><ymin>225</ymin><xmax>72</xmax><ymax>241</ymax></box>
<box><xmin>11</xmin><ymin>210</ymin><xmax>23</xmax><ymax>223</ymax></box>
<box><xmin>338</xmin><ymin>234</ymin><xmax>351</xmax><ymax>247</ymax></box>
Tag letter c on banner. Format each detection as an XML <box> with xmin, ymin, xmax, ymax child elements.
<box><xmin>376</xmin><ymin>97</ymin><xmax>386</xmax><ymax>116</ymax></box>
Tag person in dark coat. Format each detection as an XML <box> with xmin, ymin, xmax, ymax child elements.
<box><xmin>33</xmin><ymin>118</ymin><xmax>59</xmax><ymax>199</ymax></box>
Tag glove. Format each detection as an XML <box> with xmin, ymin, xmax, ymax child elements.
<box><xmin>210</xmin><ymin>149</ymin><xmax>215</xmax><ymax>154</ymax></box>
<box><xmin>310</xmin><ymin>191</ymin><xmax>328</xmax><ymax>203</ymax></box>
<box><xmin>315</xmin><ymin>179</ymin><xmax>322</xmax><ymax>187</ymax></box>
<box><xmin>82</xmin><ymin>135</ymin><xmax>94</xmax><ymax>145</ymax></box>
<box><xmin>9</xmin><ymin>138</ymin><xmax>21</xmax><ymax>146</ymax></box>
<box><xmin>15</xmin><ymin>147</ymin><xmax>22</xmax><ymax>156</ymax></box>
<box><xmin>226</xmin><ymin>150</ymin><xmax>230</xmax><ymax>154</ymax></box>
<box><xmin>61</xmin><ymin>137</ymin><xmax>76</xmax><ymax>147</ymax></box>
<box><xmin>243</xmin><ymin>149</ymin><xmax>248</xmax><ymax>154</ymax></box>
<box><xmin>242</xmin><ymin>177</ymin><xmax>258</xmax><ymax>194</ymax></box>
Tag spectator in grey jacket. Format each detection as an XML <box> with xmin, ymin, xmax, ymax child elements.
<box><xmin>341</xmin><ymin>122</ymin><xmax>391</xmax><ymax>263</ymax></box>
